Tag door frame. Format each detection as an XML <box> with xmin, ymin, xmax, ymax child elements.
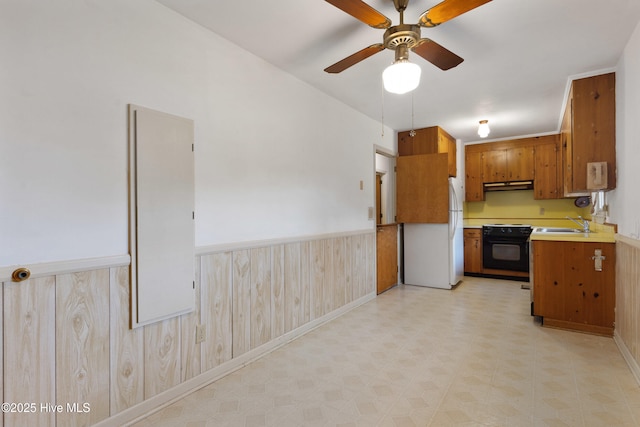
<box><xmin>374</xmin><ymin>145</ymin><xmax>400</xmax><ymax>292</ymax></box>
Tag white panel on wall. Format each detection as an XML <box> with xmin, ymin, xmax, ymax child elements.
<box><xmin>129</xmin><ymin>105</ymin><xmax>195</xmax><ymax>327</ymax></box>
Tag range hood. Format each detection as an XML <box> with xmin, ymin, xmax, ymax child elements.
<box><xmin>483</xmin><ymin>180</ymin><xmax>534</xmax><ymax>192</ymax></box>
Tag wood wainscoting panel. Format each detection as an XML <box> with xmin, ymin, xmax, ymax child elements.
<box><xmin>250</xmin><ymin>247</ymin><xmax>272</xmax><ymax>349</ymax></box>
<box><xmin>4</xmin><ymin>276</ymin><xmax>56</xmax><ymax>427</ymax></box>
<box><xmin>345</xmin><ymin>236</ymin><xmax>354</xmax><ymax>305</ymax></box>
<box><xmin>284</xmin><ymin>243</ymin><xmax>302</xmax><ymax>334</ymax></box>
<box><xmin>144</xmin><ymin>317</ymin><xmax>180</xmax><ymax>398</ymax></box>
<box><xmin>56</xmin><ymin>269</ymin><xmax>110</xmax><ymax>426</ymax></box>
<box><xmin>0</xmin><ymin>230</ymin><xmax>375</xmax><ymax>427</ymax></box>
<box><xmin>300</xmin><ymin>241</ymin><xmax>311</xmax><ymax>326</ymax></box>
<box><xmin>366</xmin><ymin>233</ymin><xmax>375</xmax><ymax>296</ymax></box>
<box><xmin>110</xmin><ymin>266</ymin><xmax>144</xmax><ymax>414</ymax></box>
<box><xmin>201</xmin><ymin>252</ymin><xmax>233</xmax><ymax>371</ymax></box>
<box><xmin>323</xmin><ymin>239</ymin><xmax>335</xmax><ymax>315</ymax></box>
<box><xmin>232</xmin><ymin>250</ymin><xmax>251</xmax><ymax>357</ymax></box>
<box><xmin>271</xmin><ymin>245</ymin><xmax>285</xmax><ymax>340</ymax></box>
<box><xmin>0</xmin><ymin>278</ymin><xmax>2</xmax><ymax>427</ymax></box>
<box><xmin>310</xmin><ymin>239</ymin><xmax>325</xmax><ymax>320</ymax></box>
<box><xmin>332</xmin><ymin>237</ymin><xmax>347</xmax><ymax>310</ymax></box>
<box><xmin>616</xmin><ymin>238</ymin><xmax>640</xmax><ymax>367</ymax></box>
<box><xmin>181</xmin><ymin>256</ymin><xmax>202</xmax><ymax>381</ymax></box>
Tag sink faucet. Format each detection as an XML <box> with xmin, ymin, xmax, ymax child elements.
<box><xmin>566</xmin><ymin>216</ymin><xmax>590</xmax><ymax>232</ymax></box>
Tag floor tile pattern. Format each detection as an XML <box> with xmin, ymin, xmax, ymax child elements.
<box><xmin>131</xmin><ymin>278</ymin><xmax>640</xmax><ymax>426</ymax></box>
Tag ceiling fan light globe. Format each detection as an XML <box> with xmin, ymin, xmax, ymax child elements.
<box><xmin>382</xmin><ymin>60</ymin><xmax>421</xmax><ymax>94</ymax></box>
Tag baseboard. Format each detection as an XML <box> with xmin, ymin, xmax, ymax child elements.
<box><xmin>614</xmin><ymin>330</ymin><xmax>640</xmax><ymax>387</ymax></box>
<box><xmin>92</xmin><ymin>291</ymin><xmax>376</xmax><ymax>427</ymax></box>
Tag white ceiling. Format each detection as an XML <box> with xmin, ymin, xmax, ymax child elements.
<box><xmin>155</xmin><ymin>0</ymin><xmax>640</xmax><ymax>142</ymax></box>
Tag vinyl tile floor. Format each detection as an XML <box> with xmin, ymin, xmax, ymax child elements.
<box><xmin>130</xmin><ymin>277</ymin><xmax>640</xmax><ymax>426</ymax></box>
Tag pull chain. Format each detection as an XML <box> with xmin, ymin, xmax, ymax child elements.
<box><xmin>410</xmin><ymin>92</ymin><xmax>416</xmax><ymax>137</ymax></box>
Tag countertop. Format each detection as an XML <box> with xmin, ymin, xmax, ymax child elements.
<box><xmin>529</xmin><ymin>228</ymin><xmax>615</xmax><ymax>243</ymax></box>
<box><xmin>463</xmin><ymin>220</ymin><xmax>617</xmax><ymax>243</ymax></box>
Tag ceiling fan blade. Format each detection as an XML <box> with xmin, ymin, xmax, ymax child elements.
<box><xmin>324</xmin><ymin>44</ymin><xmax>385</xmax><ymax>73</ymax></box>
<box><xmin>412</xmin><ymin>39</ymin><xmax>463</xmax><ymax>70</ymax></box>
<box><xmin>418</xmin><ymin>0</ymin><xmax>492</xmax><ymax>28</ymax></box>
<box><xmin>325</xmin><ymin>0</ymin><xmax>391</xmax><ymax>29</ymax></box>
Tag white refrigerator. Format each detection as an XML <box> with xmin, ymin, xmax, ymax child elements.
<box><xmin>403</xmin><ymin>177</ymin><xmax>464</xmax><ymax>289</ymax></box>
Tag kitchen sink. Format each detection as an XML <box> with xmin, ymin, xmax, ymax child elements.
<box><xmin>533</xmin><ymin>227</ymin><xmax>593</xmax><ymax>233</ymax></box>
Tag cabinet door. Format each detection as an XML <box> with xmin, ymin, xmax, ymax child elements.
<box><xmin>534</xmin><ymin>142</ymin><xmax>560</xmax><ymax>199</ymax></box>
<box><xmin>465</xmin><ymin>150</ymin><xmax>484</xmax><ymax>201</ymax></box>
<box><xmin>507</xmin><ymin>147</ymin><xmax>534</xmax><ymax>180</ymax></box>
<box><xmin>482</xmin><ymin>150</ymin><xmax>507</xmax><ymax>182</ymax></box>
<box><xmin>463</xmin><ymin>229</ymin><xmax>482</xmax><ymax>273</ymax></box>
<box><xmin>398</xmin><ymin>131</ymin><xmax>414</xmax><ymax>156</ymax></box>
<box><xmin>571</xmin><ymin>73</ymin><xmax>616</xmax><ymax>192</ymax></box>
<box><xmin>532</xmin><ymin>241</ymin><xmax>567</xmax><ymax>319</ymax></box>
<box><xmin>396</xmin><ymin>153</ymin><xmax>448</xmax><ymax>223</ymax></box>
<box><xmin>533</xmin><ymin>240</ymin><xmax>615</xmax><ymax>333</ymax></box>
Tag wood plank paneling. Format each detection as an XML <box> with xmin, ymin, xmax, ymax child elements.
<box><xmin>617</xmin><ymin>239</ymin><xmax>640</xmax><ymax>363</ymax></box>
<box><xmin>251</xmin><ymin>247</ymin><xmax>271</xmax><ymax>349</ymax></box>
<box><xmin>110</xmin><ymin>266</ymin><xmax>143</xmax><ymax>414</ymax></box>
<box><xmin>144</xmin><ymin>317</ymin><xmax>180</xmax><ymax>398</ymax></box>
<box><xmin>0</xmin><ymin>279</ymin><xmax>3</xmax><ymax>427</ymax></box>
<box><xmin>300</xmin><ymin>241</ymin><xmax>311</xmax><ymax>325</ymax></box>
<box><xmin>4</xmin><ymin>276</ymin><xmax>56</xmax><ymax>427</ymax></box>
<box><xmin>0</xmin><ymin>231</ymin><xmax>374</xmax><ymax>426</ymax></box>
<box><xmin>332</xmin><ymin>237</ymin><xmax>346</xmax><ymax>309</ymax></box>
<box><xmin>56</xmin><ymin>269</ymin><xmax>110</xmax><ymax>426</ymax></box>
<box><xmin>352</xmin><ymin>234</ymin><xmax>366</xmax><ymax>300</ymax></box>
<box><xmin>271</xmin><ymin>245</ymin><xmax>285</xmax><ymax>339</ymax></box>
<box><xmin>366</xmin><ymin>233</ymin><xmax>375</xmax><ymax>295</ymax></box>
<box><xmin>323</xmin><ymin>239</ymin><xmax>335</xmax><ymax>315</ymax></box>
<box><xmin>284</xmin><ymin>243</ymin><xmax>301</xmax><ymax>333</ymax></box>
<box><xmin>232</xmin><ymin>250</ymin><xmax>251</xmax><ymax>357</ymax></box>
<box><xmin>345</xmin><ymin>237</ymin><xmax>354</xmax><ymax>305</ymax></box>
<box><xmin>181</xmin><ymin>256</ymin><xmax>201</xmax><ymax>381</ymax></box>
<box><xmin>202</xmin><ymin>253</ymin><xmax>232</xmax><ymax>370</ymax></box>
<box><xmin>310</xmin><ymin>240</ymin><xmax>325</xmax><ymax>319</ymax></box>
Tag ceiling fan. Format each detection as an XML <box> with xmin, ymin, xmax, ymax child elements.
<box><xmin>324</xmin><ymin>0</ymin><xmax>492</xmax><ymax>75</ymax></box>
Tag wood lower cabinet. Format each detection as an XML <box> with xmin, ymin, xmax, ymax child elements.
<box><xmin>532</xmin><ymin>240</ymin><xmax>615</xmax><ymax>336</ymax></box>
<box><xmin>463</xmin><ymin>228</ymin><xmax>482</xmax><ymax>274</ymax></box>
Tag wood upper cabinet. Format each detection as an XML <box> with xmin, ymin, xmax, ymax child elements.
<box><xmin>534</xmin><ymin>137</ymin><xmax>561</xmax><ymax>199</ymax></box>
<box><xmin>532</xmin><ymin>240</ymin><xmax>615</xmax><ymax>336</ymax></box>
<box><xmin>396</xmin><ymin>153</ymin><xmax>449</xmax><ymax>223</ymax></box>
<box><xmin>562</xmin><ymin>72</ymin><xmax>616</xmax><ymax>195</ymax></box>
<box><xmin>465</xmin><ymin>150</ymin><xmax>484</xmax><ymax>202</ymax></box>
<box><xmin>398</xmin><ymin>126</ymin><xmax>457</xmax><ymax>177</ymax></box>
<box><xmin>463</xmin><ymin>228</ymin><xmax>482</xmax><ymax>273</ymax></box>
<box><xmin>465</xmin><ymin>135</ymin><xmax>562</xmax><ymax>201</ymax></box>
<box><xmin>482</xmin><ymin>146</ymin><xmax>534</xmax><ymax>183</ymax></box>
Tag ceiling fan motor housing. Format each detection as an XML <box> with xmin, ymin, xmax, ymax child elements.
<box><xmin>383</xmin><ymin>24</ymin><xmax>421</xmax><ymax>51</ymax></box>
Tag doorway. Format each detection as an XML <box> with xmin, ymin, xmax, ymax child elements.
<box><xmin>375</xmin><ymin>149</ymin><xmax>398</xmax><ymax>294</ymax></box>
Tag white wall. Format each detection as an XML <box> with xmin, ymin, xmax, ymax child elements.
<box><xmin>0</xmin><ymin>0</ymin><xmax>394</xmax><ymax>267</ymax></box>
<box><xmin>610</xmin><ymin>19</ymin><xmax>640</xmax><ymax>239</ymax></box>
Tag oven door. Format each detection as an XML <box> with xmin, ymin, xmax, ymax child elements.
<box><xmin>483</xmin><ymin>237</ymin><xmax>530</xmax><ymax>272</ymax></box>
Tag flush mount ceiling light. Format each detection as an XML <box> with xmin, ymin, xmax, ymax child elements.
<box><xmin>478</xmin><ymin>120</ymin><xmax>490</xmax><ymax>138</ymax></box>
<box><xmin>383</xmin><ymin>45</ymin><xmax>421</xmax><ymax>94</ymax></box>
